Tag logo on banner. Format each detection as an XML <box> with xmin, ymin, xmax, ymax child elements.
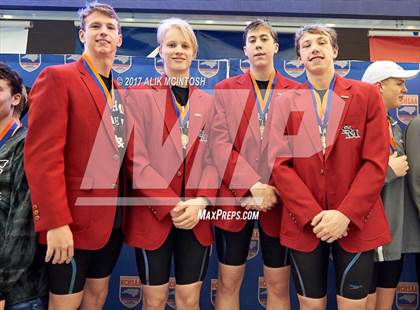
<box><xmin>210</xmin><ymin>278</ymin><xmax>218</xmax><ymax>306</ymax></box>
<box><xmin>64</xmin><ymin>54</ymin><xmax>81</xmax><ymax>64</ymax></box>
<box><xmin>396</xmin><ymin>282</ymin><xmax>418</xmax><ymax>309</ymax></box>
<box><xmin>198</xmin><ymin>60</ymin><xmax>219</xmax><ymax>78</ymax></box>
<box><xmin>334</xmin><ymin>60</ymin><xmax>351</xmax><ymax>77</ymax></box>
<box><xmin>166</xmin><ymin>277</ymin><xmax>176</xmax><ymax>309</ymax></box>
<box><xmin>258</xmin><ymin>277</ymin><xmax>268</xmax><ymax>307</ymax></box>
<box><xmin>119</xmin><ymin>276</ymin><xmax>142</xmax><ymax>309</ymax></box>
<box><xmin>154</xmin><ymin>58</ymin><xmax>165</xmax><ymax>74</ymax></box>
<box><xmin>247</xmin><ymin>228</ymin><xmax>259</xmax><ymax>260</ymax></box>
<box><xmin>19</xmin><ymin>54</ymin><xmax>41</xmax><ymax>72</ymax></box>
<box><xmin>240</xmin><ymin>59</ymin><xmax>250</xmax><ymax>73</ymax></box>
<box><xmin>397</xmin><ymin>95</ymin><xmax>418</xmax><ymax>124</ymax></box>
<box><xmin>283</xmin><ymin>60</ymin><xmax>305</xmax><ymax>78</ymax></box>
<box><xmin>113</xmin><ymin>55</ymin><xmax>132</xmax><ymax>74</ymax></box>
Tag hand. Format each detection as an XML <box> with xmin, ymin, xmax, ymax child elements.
<box><xmin>170</xmin><ymin>201</ymin><xmax>187</xmax><ymax>219</ymax></box>
<box><xmin>240</xmin><ymin>196</ymin><xmax>258</xmax><ymax>211</ymax></box>
<box><xmin>250</xmin><ymin>182</ymin><xmax>277</xmax><ymax>211</ymax></box>
<box><xmin>389</xmin><ymin>152</ymin><xmax>409</xmax><ymax>177</ymax></box>
<box><xmin>311</xmin><ymin>210</ymin><xmax>350</xmax><ymax>243</ymax></box>
<box><xmin>0</xmin><ymin>299</ymin><xmax>5</xmax><ymax>310</ymax></box>
<box><xmin>171</xmin><ymin>198</ymin><xmax>208</xmax><ymax>230</ymax></box>
<box><xmin>46</xmin><ymin>225</ymin><xmax>74</xmax><ymax>264</ymax></box>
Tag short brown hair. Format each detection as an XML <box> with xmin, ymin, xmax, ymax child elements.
<box><xmin>243</xmin><ymin>19</ymin><xmax>278</xmax><ymax>45</ymax></box>
<box><xmin>295</xmin><ymin>24</ymin><xmax>338</xmax><ymax>58</ymax></box>
<box><xmin>78</xmin><ymin>1</ymin><xmax>121</xmax><ymax>33</ymax></box>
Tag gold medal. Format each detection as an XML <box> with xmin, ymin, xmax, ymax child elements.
<box><xmin>181</xmin><ymin>133</ymin><xmax>189</xmax><ymax>148</ymax></box>
<box><xmin>260</xmin><ymin>125</ymin><xmax>265</xmax><ymax>140</ymax></box>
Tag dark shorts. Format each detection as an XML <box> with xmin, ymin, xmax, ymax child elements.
<box><xmin>215</xmin><ymin>220</ymin><xmax>289</xmax><ymax>268</ymax></box>
<box><xmin>44</xmin><ymin>228</ymin><xmax>123</xmax><ymax>295</ymax></box>
<box><xmin>289</xmin><ymin>241</ymin><xmax>374</xmax><ymax>299</ymax></box>
<box><xmin>369</xmin><ymin>257</ymin><xmax>404</xmax><ymax>293</ymax></box>
<box><xmin>135</xmin><ymin>227</ymin><xmax>210</xmax><ymax>286</ymax></box>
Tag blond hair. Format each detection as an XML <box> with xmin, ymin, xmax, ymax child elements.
<box><xmin>157</xmin><ymin>18</ymin><xmax>198</xmax><ymax>54</ymax></box>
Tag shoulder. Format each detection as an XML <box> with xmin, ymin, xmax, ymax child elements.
<box><xmin>277</xmin><ymin>73</ymin><xmax>300</xmax><ymax>89</ymax></box>
<box><xmin>215</xmin><ymin>74</ymin><xmax>246</xmax><ymax>89</ymax></box>
<box><xmin>40</xmin><ymin>62</ymin><xmax>77</xmax><ymax>77</ymax></box>
<box><xmin>344</xmin><ymin>77</ymin><xmax>378</xmax><ymax>94</ymax></box>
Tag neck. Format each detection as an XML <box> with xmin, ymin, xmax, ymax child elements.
<box><xmin>250</xmin><ymin>66</ymin><xmax>275</xmax><ymax>81</ymax></box>
<box><xmin>84</xmin><ymin>51</ymin><xmax>114</xmax><ymax>77</ymax></box>
<box><xmin>307</xmin><ymin>67</ymin><xmax>335</xmax><ymax>90</ymax></box>
<box><xmin>0</xmin><ymin>115</ymin><xmax>17</xmax><ymax>136</ymax></box>
<box><xmin>165</xmin><ymin>69</ymin><xmax>189</xmax><ymax>88</ymax></box>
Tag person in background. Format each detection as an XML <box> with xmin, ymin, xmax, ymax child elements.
<box><xmin>124</xmin><ymin>18</ymin><xmax>217</xmax><ymax>310</ymax></box>
<box><xmin>24</xmin><ymin>2</ymin><xmax>126</xmax><ymax>309</ymax></box>
<box><xmin>362</xmin><ymin>61</ymin><xmax>420</xmax><ymax>310</ymax></box>
<box><xmin>405</xmin><ymin>116</ymin><xmax>420</xmax><ymax>292</ymax></box>
<box><xmin>211</xmin><ymin>19</ymin><xmax>298</xmax><ymax>310</ymax></box>
<box><xmin>268</xmin><ymin>25</ymin><xmax>391</xmax><ymax>309</ymax></box>
<box><xmin>0</xmin><ymin>63</ymin><xmax>47</xmax><ymax>310</ymax></box>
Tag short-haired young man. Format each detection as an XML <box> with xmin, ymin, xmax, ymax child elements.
<box><xmin>24</xmin><ymin>2</ymin><xmax>125</xmax><ymax>309</ymax></box>
<box><xmin>211</xmin><ymin>19</ymin><xmax>298</xmax><ymax>310</ymax></box>
<box><xmin>362</xmin><ymin>61</ymin><xmax>420</xmax><ymax>310</ymax></box>
<box><xmin>268</xmin><ymin>25</ymin><xmax>391</xmax><ymax>309</ymax></box>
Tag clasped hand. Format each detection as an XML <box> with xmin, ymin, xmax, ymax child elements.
<box><xmin>311</xmin><ymin>210</ymin><xmax>350</xmax><ymax>243</ymax></box>
<box><xmin>170</xmin><ymin>197</ymin><xmax>208</xmax><ymax>230</ymax></box>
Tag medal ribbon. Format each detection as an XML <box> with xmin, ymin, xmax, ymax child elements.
<box><xmin>389</xmin><ymin>124</ymin><xmax>396</xmax><ymax>154</ymax></box>
<box><xmin>307</xmin><ymin>74</ymin><xmax>336</xmax><ymax>143</ymax></box>
<box><xmin>250</xmin><ymin>70</ymin><xmax>277</xmax><ymax>124</ymax></box>
<box><xmin>170</xmin><ymin>88</ymin><xmax>190</xmax><ymax>130</ymax></box>
<box><xmin>82</xmin><ymin>53</ymin><xmax>115</xmax><ymax>111</ymax></box>
<box><xmin>0</xmin><ymin>120</ymin><xmax>19</xmax><ymax>149</ymax></box>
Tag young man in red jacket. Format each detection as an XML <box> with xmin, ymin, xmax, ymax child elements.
<box><xmin>211</xmin><ymin>20</ymin><xmax>298</xmax><ymax>310</ymax></box>
<box><xmin>268</xmin><ymin>24</ymin><xmax>391</xmax><ymax>309</ymax></box>
<box><xmin>24</xmin><ymin>3</ymin><xmax>125</xmax><ymax>309</ymax></box>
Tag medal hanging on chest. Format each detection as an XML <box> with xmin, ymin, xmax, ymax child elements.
<box><xmin>82</xmin><ymin>53</ymin><xmax>126</xmax><ymax>150</ymax></box>
<box><xmin>307</xmin><ymin>75</ymin><xmax>336</xmax><ymax>155</ymax></box>
<box><xmin>250</xmin><ymin>71</ymin><xmax>277</xmax><ymax>140</ymax></box>
<box><xmin>170</xmin><ymin>88</ymin><xmax>190</xmax><ymax>149</ymax></box>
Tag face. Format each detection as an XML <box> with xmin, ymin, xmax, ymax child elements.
<box><xmin>0</xmin><ymin>79</ymin><xmax>20</xmax><ymax>121</ymax></box>
<box><xmin>297</xmin><ymin>32</ymin><xmax>338</xmax><ymax>75</ymax></box>
<box><xmin>243</xmin><ymin>26</ymin><xmax>279</xmax><ymax>69</ymax></box>
<box><xmin>79</xmin><ymin>11</ymin><xmax>122</xmax><ymax>57</ymax></box>
<box><xmin>159</xmin><ymin>27</ymin><xmax>196</xmax><ymax>76</ymax></box>
<box><xmin>379</xmin><ymin>78</ymin><xmax>407</xmax><ymax>109</ymax></box>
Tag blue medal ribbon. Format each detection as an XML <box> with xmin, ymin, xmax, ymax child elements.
<box><xmin>250</xmin><ymin>71</ymin><xmax>277</xmax><ymax>139</ymax></box>
<box><xmin>307</xmin><ymin>74</ymin><xmax>337</xmax><ymax>153</ymax></box>
<box><xmin>81</xmin><ymin>53</ymin><xmax>115</xmax><ymax>114</ymax></box>
<box><xmin>169</xmin><ymin>88</ymin><xmax>190</xmax><ymax>148</ymax></box>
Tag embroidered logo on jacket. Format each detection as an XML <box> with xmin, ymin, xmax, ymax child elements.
<box><xmin>341</xmin><ymin>125</ymin><xmax>360</xmax><ymax>139</ymax></box>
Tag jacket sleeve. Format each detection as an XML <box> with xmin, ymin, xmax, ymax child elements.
<box><xmin>0</xmin><ymin>140</ymin><xmax>37</xmax><ymax>297</ymax></box>
<box><xmin>210</xmin><ymin>85</ymin><xmax>260</xmax><ymax>202</ymax></box>
<box><xmin>24</xmin><ymin>67</ymin><xmax>73</xmax><ymax>232</ymax></box>
<box><xmin>337</xmin><ymin>87</ymin><xmax>389</xmax><ymax>229</ymax></box>
<box><xmin>405</xmin><ymin>118</ymin><xmax>420</xmax><ymax>217</ymax></box>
